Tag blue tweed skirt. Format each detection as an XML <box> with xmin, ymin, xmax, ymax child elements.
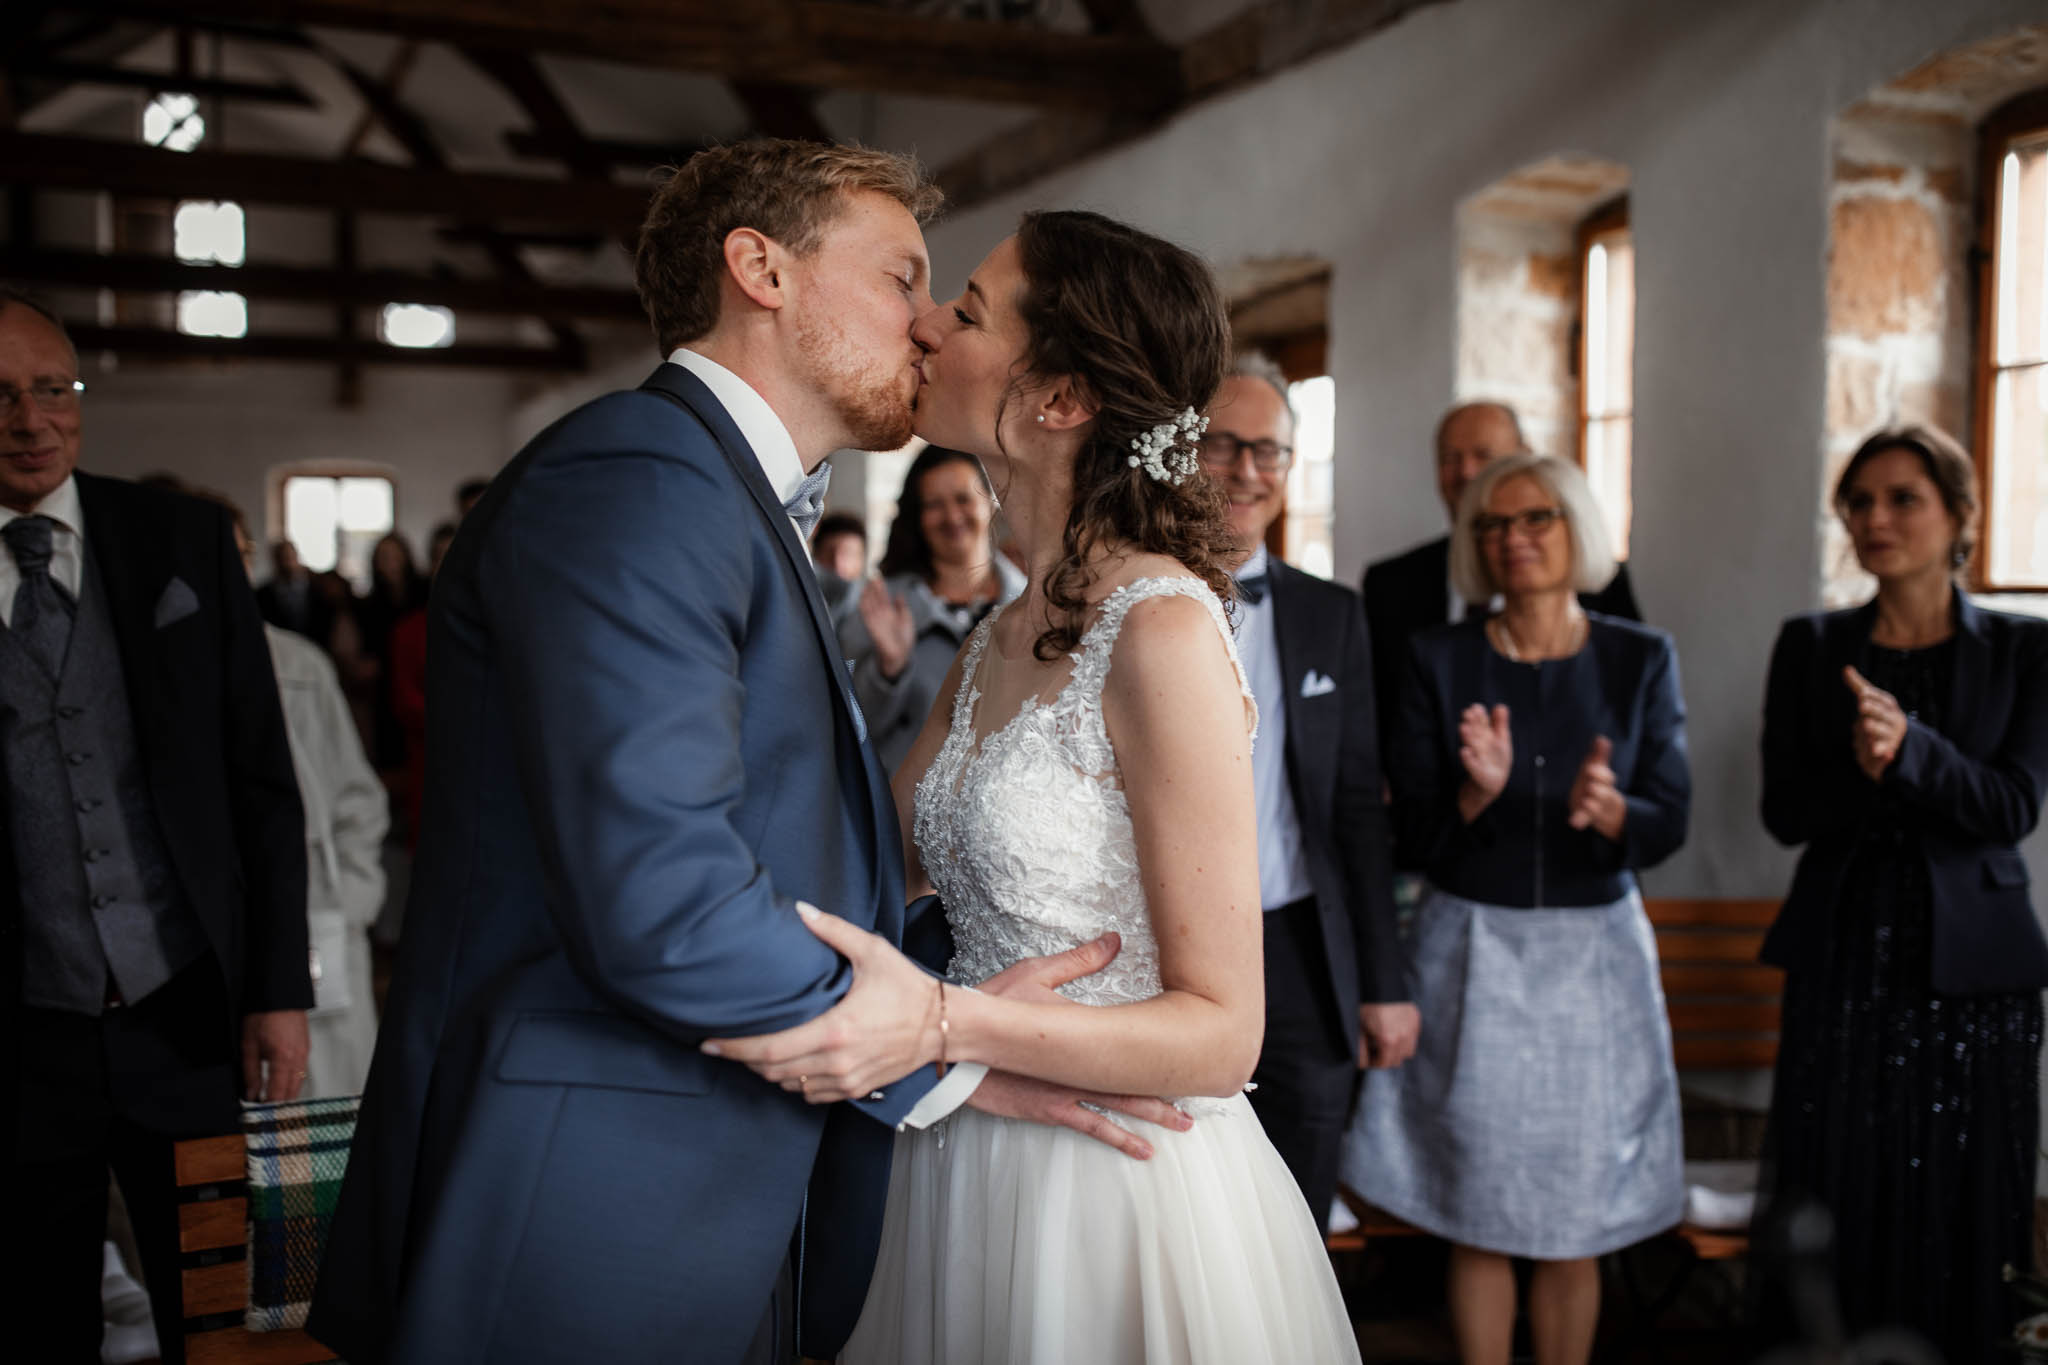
<box><xmin>1342</xmin><ymin>885</ymin><xmax>1683</xmax><ymax>1260</ymax></box>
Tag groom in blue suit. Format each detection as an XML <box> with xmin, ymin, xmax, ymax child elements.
<box><xmin>310</xmin><ymin>143</ymin><xmax>1135</xmax><ymax>1365</ymax></box>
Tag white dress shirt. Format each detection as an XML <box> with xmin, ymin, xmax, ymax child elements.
<box><xmin>0</xmin><ymin>474</ymin><xmax>85</xmax><ymax>627</ymax></box>
<box><xmin>1233</xmin><ymin>546</ymin><xmax>1316</xmax><ymax>911</ymax></box>
<box><xmin>667</xmin><ymin>348</ymin><xmax>984</xmax><ymax>1125</ymax></box>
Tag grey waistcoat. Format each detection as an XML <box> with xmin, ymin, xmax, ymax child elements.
<box><xmin>2</xmin><ymin>542</ymin><xmax>209</xmax><ymax>1013</ymax></box>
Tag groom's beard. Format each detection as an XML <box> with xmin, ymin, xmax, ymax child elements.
<box><xmin>796</xmin><ymin>311</ymin><xmax>917</xmax><ymax>452</ymax></box>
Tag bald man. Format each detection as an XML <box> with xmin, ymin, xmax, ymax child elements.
<box><xmin>1359</xmin><ymin>401</ymin><xmax>1640</xmax><ymax>771</ymax></box>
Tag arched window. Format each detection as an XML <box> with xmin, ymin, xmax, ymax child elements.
<box><xmin>1576</xmin><ymin>198</ymin><xmax>1633</xmax><ymax>558</ymax></box>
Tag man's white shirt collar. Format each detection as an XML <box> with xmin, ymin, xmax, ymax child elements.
<box><xmin>1237</xmin><ymin>543</ymin><xmax>1271</xmax><ymax>586</ymax></box>
<box><xmin>667</xmin><ymin>347</ymin><xmax>808</xmax><ymax>505</ymax></box>
<box><xmin>0</xmin><ymin>473</ymin><xmax>83</xmax><ymax>540</ymax></box>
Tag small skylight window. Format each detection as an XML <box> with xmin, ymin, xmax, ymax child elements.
<box><xmin>177</xmin><ymin>290</ymin><xmax>248</xmax><ymax>339</ymax></box>
<box><xmin>174</xmin><ymin>201</ymin><xmax>245</xmax><ymax>266</ymax></box>
<box><xmin>144</xmin><ymin>92</ymin><xmax>205</xmax><ymax>151</ymax></box>
<box><xmin>380</xmin><ymin>303</ymin><xmax>456</xmax><ymax>349</ymax></box>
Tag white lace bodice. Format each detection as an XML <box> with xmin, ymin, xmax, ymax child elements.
<box><xmin>912</xmin><ymin>576</ymin><xmax>1256</xmax><ymax>1009</ymax></box>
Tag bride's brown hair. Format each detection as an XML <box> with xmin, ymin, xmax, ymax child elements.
<box><xmin>1005</xmin><ymin>210</ymin><xmax>1238</xmax><ymax>661</ymax></box>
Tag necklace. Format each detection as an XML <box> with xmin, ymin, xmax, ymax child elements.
<box><xmin>1488</xmin><ymin>609</ymin><xmax>1586</xmax><ymax>662</ymax></box>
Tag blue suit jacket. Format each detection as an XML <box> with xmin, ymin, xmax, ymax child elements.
<box><xmin>308</xmin><ymin>363</ymin><xmax>941</xmax><ymax>1364</ymax></box>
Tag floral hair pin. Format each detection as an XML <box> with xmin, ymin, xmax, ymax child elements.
<box><xmin>1128</xmin><ymin>408</ymin><xmax>1207</xmax><ymax>487</ymax></box>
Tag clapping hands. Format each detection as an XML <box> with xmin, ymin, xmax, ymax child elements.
<box><xmin>1456</xmin><ymin>704</ymin><xmax>1512</xmax><ymax>821</ymax></box>
<box><xmin>1844</xmin><ymin>665</ymin><xmax>1907</xmax><ymax>781</ymax></box>
<box><xmin>1565</xmin><ymin>736</ymin><xmax>1626</xmax><ymax>841</ymax></box>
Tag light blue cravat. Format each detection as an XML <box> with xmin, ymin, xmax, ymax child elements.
<box><xmin>783</xmin><ymin>464</ymin><xmax>831</xmax><ymax>540</ymax></box>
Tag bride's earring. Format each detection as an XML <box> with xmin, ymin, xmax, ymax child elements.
<box><xmin>1035</xmin><ymin>414</ymin><xmax>1045</xmax><ymax>423</ymax></box>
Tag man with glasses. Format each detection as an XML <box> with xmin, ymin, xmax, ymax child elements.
<box><xmin>1204</xmin><ymin>351</ymin><xmax>1413</xmax><ymax>1235</ymax></box>
<box><xmin>0</xmin><ymin>287</ymin><xmax>311</xmax><ymax>1363</ymax></box>
<box><xmin>1361</xmin><ymin>401</ymin><xmax>1641</xmax><ymax>763</ymax></box>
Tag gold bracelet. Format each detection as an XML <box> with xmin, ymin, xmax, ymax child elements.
<box><xmin>936</xmin><ymin>979</ymin><xmax>950</xmax><ymax>1074</ymax></box>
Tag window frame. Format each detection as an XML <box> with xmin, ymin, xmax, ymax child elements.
<box><xmin>1572</xmin><ymin>195</ymin><xmax>1633</xmax><ymax>559</ymax></box>
<box><xmin>269</xmin><ymin>463</ymin><xmax>400</xmax><ymax>588</ymax></box>
<box><xmin>1970</xmin><ymin>86</ymin><xmax>2048</xmax><ymax>594</ymax></box>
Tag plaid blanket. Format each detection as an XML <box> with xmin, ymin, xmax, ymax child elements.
<box><xmin>241</xmin><ymin>1094</ymin><xmax>359</xmax><ymax>1332</ymax></box>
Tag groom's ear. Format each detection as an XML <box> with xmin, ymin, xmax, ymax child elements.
<box><xmin>722</xmin><ymin>227</ymin><xmax>788</xmax><ymax>311</ymax></box>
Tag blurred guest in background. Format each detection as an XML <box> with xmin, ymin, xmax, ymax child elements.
<box><xmin>256</xmin><ymin>537</ymin><xmax>329</xmax><ymax>644</ymax></box>
<box><xmin>1362</xmin><ymin>402</ymin><xmax>1640</xmax><ymax>767</ymax></box>
<box><xmin>1355</xmin><ymin>453</ymin><xmax>1687</xmax><ymax>1365</ymax></box>
<box><xmin>1757</xmin><ymin>425</ymin><xmax>2048</xmax><ymax>1364</ymax></box>
<box><xmin>353</xmin><ymin>531</ymin><xmax>426</xmax><ymax>773</ymax></box>
<box><xmin>390</xmin><ymin>521</ymin><xmax>457</xmax><ymax>851</ymax></box>
<box><xmin>811</xmin><ymin>509</ymin><xmax>869</xmax><ymax>616</ymax></box>
<box><xmin>838</xmin><ymin>445</ymin><xmax>1023</xmax><ymax>774</ymax></box>
<box><xmin>456</xmin><ymin>478</ymin><xmax>490</xmax><ymax>520</ymax></box>
<box><xmin>1206</xmin><ymin>352</ymin><xmax>1412</xmax><ymax>1235</ymax></box>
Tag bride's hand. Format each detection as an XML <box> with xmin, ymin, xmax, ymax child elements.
<box><xmin>966</xmin><ymin>1070</ymin><xmax>1191</xmax><ymax>1160</ymax></box>
<box><xmin>704</xmin><ymin>903</ymin><xmax>941</xmax><ymax>1104</ymax></box>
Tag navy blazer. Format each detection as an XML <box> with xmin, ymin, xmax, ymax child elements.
<box><xmin>309</xmin><ymin>365</ymin><xmax>941</xmax><ymax>1365</ymax></box>
<box><xmin>1759</xmin><ymin>596</ymin><xmax>2048</xmax><ymax>995</ymax></box>
<box><xmin>1262</xmin><ymin>560</ymin><xmax>1403</xmax><ymax>1029</ymax></box>
<box><xmin>1389</xmin><ymin>614</ymin><xmax>1690</xmax><ymax>908</ymax></box>
<box><xmin>1362</xmin><ymin>533</ymin><xmax>1640</xmax><ymax>822</ymax></box>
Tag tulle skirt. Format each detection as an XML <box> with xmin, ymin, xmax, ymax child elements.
<box><xmin>841</xmin><ymin>1093</ymin><xmax>1361</xmax><ymax>1365</ymax></box>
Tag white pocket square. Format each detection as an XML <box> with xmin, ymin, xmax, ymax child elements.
<box><xmin>1300</xmin><ymin>669</ymin><xmax>1337</xmax><ymax>699</ymax></box>
<box><xmin>154</xmin><ymin>577</ymin><xmax>199</xmax><ymax>629</ymax></box>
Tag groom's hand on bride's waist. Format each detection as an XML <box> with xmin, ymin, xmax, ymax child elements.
<box><xmin>964</xmin><ymin>1071</ymin><xmax>1190</xmax><ymax>1160</ymax></box>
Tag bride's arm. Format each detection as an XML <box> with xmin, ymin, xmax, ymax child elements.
<box><xmin>710</xmin><ymin>595</ymin><xmax>1265</xmax><ymax>1101</ymax></box>
<box><xmin>889</xmin><ymin>645</ymin><xmax>971</xmax><ymax>901</ymax></box>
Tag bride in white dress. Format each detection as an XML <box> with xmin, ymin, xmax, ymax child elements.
<box><xmin>718</xmin><ymin>210</ymin><xmax>1360</xmax><ymax>1364</ymax></box>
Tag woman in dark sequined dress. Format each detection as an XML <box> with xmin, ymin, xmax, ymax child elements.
<box><xmin>1757</xmin><ymin>425</ymin><xmax>2048</xmax><ymax>1363</ymax></box>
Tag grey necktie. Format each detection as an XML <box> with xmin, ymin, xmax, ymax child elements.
<box><xmin>3</xmin><ymin>515</ymin><xmax>74</xmax><ymax>678</ymax></box>
<box><xmin>783</xmin><ymin>464</ymin><xmax>831</xmax><ymax>541</ymax></box>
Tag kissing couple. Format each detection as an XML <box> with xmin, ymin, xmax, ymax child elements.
<box><xmin>309</xmin><ymin>139</ymin><xmax>1360</xmax><ymax>1365</ymax></box>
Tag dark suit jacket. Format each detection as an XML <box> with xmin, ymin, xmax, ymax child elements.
<box><xmin>310</xmin><ymin>364</ymin><xmax>941</xmax><ymax>1365</ymax></box>
<box><xmin>1759</xmin><ymin>595</ymin><xmax>2048</xmax><ymax>996</ymax></box>
<box><xmin>1262</xmin><ymin>561</ymin><xmax>1404</xmax><ymax>1045</ymax></box>
<box><xmin>1390</xmin><ymin>614</ymin><xmax>1689</xmax><ymax>907</ymax></box>
<box><xmin>1</xmin><ymin>475</ymin><xmax>309</xmax><ymax>1118</ymax></box>
<box><xmin>1361</xmin><ymin>534</ymin><xmax>1641</xmax><ymax>783</ymax></box>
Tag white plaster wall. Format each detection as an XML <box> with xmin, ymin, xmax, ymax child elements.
<box><xmin>916</xmin><ymin>0</ymin><xmax>2048</xmax><ymax>906</ymax></box>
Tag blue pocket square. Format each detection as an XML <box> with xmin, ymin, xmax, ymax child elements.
<box><xmin>154</xmin><ymin>577</ymin><xmax>200</xmax><ymax>629</ymax></box>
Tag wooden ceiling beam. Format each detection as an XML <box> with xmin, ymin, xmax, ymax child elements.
<box><xmin>1</xmin><ymin>247</ymin><xmax>644</xmax><ymax>321</ymax></box>
<box><xmin>66</xmin><ymin>0</ymin><xmax>1183</xmax><ymax>111</ymax></box>
<box><xmin>937</xmin><ymin>0</ymin><xmax>1448</xmax><ymax>211</ymax></box>
<box><xmin>4</xmin><ymin>58</ymin><xmax>316</xmax><ymax>106</ymax></box>
<box><xmin>66</xmin><ymin>323</ymin><xmax>584</xmax><ymax>369</ymax></box>
<box><xmin>502</xmin><ymin>129</ymin><xmax>704</xmax><ymax>169</ymax></box>
<box><xmin>729</xmin><ymin>80</ymin><xmax>832</xmax><ymax>145</ymax></box>
<box><xmin>0</xmin><ymin>131</ymin><xmax>649</xmax><ymax>232</ymax></box>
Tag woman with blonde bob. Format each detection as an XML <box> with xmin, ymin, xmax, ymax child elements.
<box><xmin>1354</xmin><ymin>453</ymin><xmax>1690</xmax><ymax>1365</ymax></box>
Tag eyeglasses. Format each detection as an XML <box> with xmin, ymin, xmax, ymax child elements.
<box><xmin>1196</xmin><ymin>431</ymin><xmax>1294</xmax><ymax>473</ymax></box>
<box><xmin>0</xmin><ymin>380</ymin><xmax>85</xmax><ymax>421</ymax></box>
<box><xmin>1472</xmin><ymin>507</ymin><xmax>1565</xmax><ymax>540</ymax></box>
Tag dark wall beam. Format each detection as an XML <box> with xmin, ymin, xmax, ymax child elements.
<box><xmin>0</xmin><ymin>132</ymin><xmax>649</xmax><ymax>232</ymax></box>
<box><xmin>936</xmin><ymin>0</ymin><xmax>1448</xmax><ymax>212</ymax></box>
<box><xmin>729</xmin><ymin>80</ymin><xmax>832</xmax><ymax>145</ymax></box>
<box><xmin>67</xmin><ymin>323</ymin><xmax>583</xmax><ymax>369</ymax></box>
<box><xmin>6</xmin><ymin>58</ymin><xmax>316</xmax><ymax>106</ymax></box>
<box><xmin>502</xmin><ymin>130</ymin><xmax>703</xmax><ymax>169</ymax></box>
<box><xmin>1073</xmin><ymin>0</ymin><xmax>1153</xmax><ymax>36</ymax></box>
<box><xmin>0</xmin><ymin>247</ymin><xmax>644</xmax><ymax>320</ymax></box>
<box><xmin>461</xmin><ymin>49</ymin><xmax>614</xmax><ymax>182</ymax></box>
<box><xmin>71</xmin><ymin>0</ymin><xmax>1183</xmax><ymax>111</ymax></box>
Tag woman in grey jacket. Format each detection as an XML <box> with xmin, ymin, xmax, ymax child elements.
<box><xmin>839</xmin><ymin>446</ymin><xmax>1024</xmax><ymax>775</ymax></box>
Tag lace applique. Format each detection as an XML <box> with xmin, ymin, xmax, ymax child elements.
<box><xmin>912</xmin><ymin>576</ymin><xmax>1257</xmax><ymax>1032</ymax></box>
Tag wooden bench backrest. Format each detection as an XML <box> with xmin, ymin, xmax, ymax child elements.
<box><xmin>1646</xmin><ymin>898</ymin><xmax>1783</xmax><ymax>1071</ymax></box>
<box><xmin>173</xmin><ymin>1134</ymin><xmax>338</xmax><ymax>1365</ymax></box>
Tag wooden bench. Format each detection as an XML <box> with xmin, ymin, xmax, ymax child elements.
<box><xmin>174</xmin><ymin>1134</ymin><xmax>338</xmax><ymax>1365</ymax></box>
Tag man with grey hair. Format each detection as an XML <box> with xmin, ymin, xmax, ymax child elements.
<box><xmin>0</xmin><ymin>286</ymin><xmax>311</xmax><ymax>1363</ymax></box>
<box><xmin>1361</xmin><ymin>400</ymin><xmax>1641</xmax><ymax>764</ymax></box>
<box><xmin>1201</xmin><ymin>349</ymin><xmax>1412</xmax><ymax>1234</ymax></box>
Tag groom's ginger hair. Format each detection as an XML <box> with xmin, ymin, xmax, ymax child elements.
<box><xmin>636</xmin><ymin>140</ymin><xmax>943</xmax><ymax>353</ymax></box>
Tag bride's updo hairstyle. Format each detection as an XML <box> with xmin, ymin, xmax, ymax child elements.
<box><xmin>1008</xmin><ymin>210</ymin><xmax>1237</xmax><ymax>661</ymax></box>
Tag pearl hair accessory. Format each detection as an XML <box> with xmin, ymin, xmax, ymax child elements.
<box><xmin>1127</xmin><ymin>407</ymin><xmax>1207</xmax><ymax>486</ymax></box>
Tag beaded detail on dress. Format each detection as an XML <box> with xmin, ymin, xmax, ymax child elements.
<box><xmin>912</xmin><ymin>576</ymin><xmax>1256</xmax><ymax>1010</ymax></box>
